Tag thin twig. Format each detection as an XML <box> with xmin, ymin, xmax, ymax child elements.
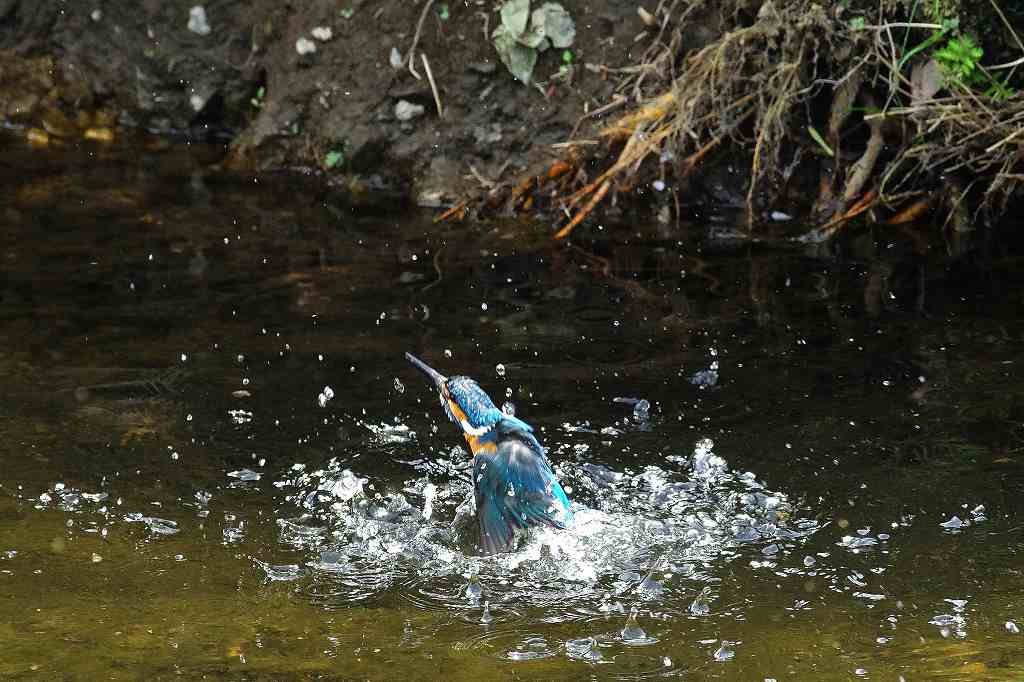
<box><xmin>421</xmin><ymin>54</ymin><xmax>444</xmax><ymax>118</ymax></box>
<box><xmin>422</xmin><ymin>244</ymin><xmax>446</xmax><ymax>292</ymax></box>
<box><xmin>407</xmin><ymin>0</ymin><xmax>434</xmax><ymax>80</ymax></box>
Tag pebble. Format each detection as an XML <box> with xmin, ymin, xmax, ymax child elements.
<box><xmin>311</xmin><ymin>26</ymin><xmax>333</xmax><ymax>41</ymax></box>
<box><xmin>187</xmin><ymin>6</ymin><xmax>211</xmax><ymax>36</ymax></box>
<box><xmin>390</xmin><ymin>47</ymin><xmax>403</xmax><ymax>68</ymax></box>
<box><xmin>296</xmin><ymin>37</ymin><xmax>317</xmax><ymax>55</ymax></box>
<box><xmin>395</xmin><ymin>100</ymin><xmax>425</xmax><ymax>121</ymax></box>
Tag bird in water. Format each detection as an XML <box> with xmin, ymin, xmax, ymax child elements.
<box><xmin>405</xmin><ymin>353</ymin><xmax>573</xmax><ymax>554</ymax></box>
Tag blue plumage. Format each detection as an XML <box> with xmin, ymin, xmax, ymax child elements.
<box><xmin>405</xmin><ymin>353</ymin><xmax>573</xmax><ymax>554</ymax></box>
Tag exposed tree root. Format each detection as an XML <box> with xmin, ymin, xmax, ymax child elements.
<box><xmin>437</xmin><ymin>0</ymin><xmax>1023</xmax><ymax>244</ymax></box>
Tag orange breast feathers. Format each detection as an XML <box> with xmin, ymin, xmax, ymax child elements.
<box><xmin>445</xmin><ymin>396</ymin><xmax>495</xmax><ymax>456</ymax></box>
<box><xmin>466</xmin><ymin>434</ymin><xmax>497</xmax><ymax>455</ymax></box>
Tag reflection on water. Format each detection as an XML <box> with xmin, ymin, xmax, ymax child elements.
<box><xmin>1</xmin><ymin>132</ymin><xmax>1023</xmax><ymax>679</ymax></box>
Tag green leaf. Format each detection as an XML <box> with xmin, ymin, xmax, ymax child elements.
<box><xmin>562</xmin><ymin>49</ymin><xmax>573</xmax><ymax>64</ymax></box>
<box><xmin>807</xmin><ymin>126</ymin><xmax>834</xmax><ymax>157</ymax></box>
<box><xmin>849</xmin><ymin>16</ymin><xmax>865</xmax><ymax>30</ymax></box>
<box><xmin>533</xmin><ymin>3</ymin><xmax>575</xmax><ymax>49</ymax></box>
<box><xmin>437</xmin><ymin>4</ymin><xmax>450</xmax><ymax>21</ymax></box>
<box><xmin>324</xmin><ymin>150</ymin><xmax>344</xmax><ymax>168</ymax></box>
<box><xmin>500</xmin><ymin>0</ymin><xmax>531</xmax><ymax>37</ymax></box>
<box><xmin>518</xmin><ymin>23</ymin><xmax>550</xmax><ymax>50</ymax></box>
<box><xmin>493</xmin><ymin>23</ymin><xmax>538</xmax><ymax>84</ymax></box>
<box><xmin>339</xmin><ymin>7</ymin><xmax>354</xmax><ymax>19</ymax></box>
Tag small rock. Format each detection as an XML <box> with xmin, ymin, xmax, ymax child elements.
<box><xmin>467</xmin><ymin>61</ymin><xmax>497</xmax><ymax>75</ymax></box>
<box><xmin>395</xmin><ymin>99</ymin><xmax>426</xmax><ymax>121</ymax></box>
<box><xmin>311</xmin><ymin>26</ymin><xmax>333</xmax><ymax>41</ymax></box>
<box><xmin>296</xmin><ymin>37</ymin><xmax>317</xmax><ymax>55</ymax></box>
<box><xmin>90</xmin><ymin>8</ymin><xmax>103</xmax><ymax>22</ymax></box>
<box><xmin>390</xmin><ymin>47</ymin><xmax>403</xmax><ymax>68</ymax></box>
<box><xmin>416</xmin><ymin>191</ymin><xmax>444</xmax><ymax>208</ymax></box>
<box><xmin>187</xmin><ymin>6</ymin><xmax>211</xmax><ymax>36</ymax></box>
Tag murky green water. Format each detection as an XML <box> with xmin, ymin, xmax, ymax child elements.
<box><xmin>2</xmin><ymin>133</ymin><xmax>1023</xmax><ymax>680</ymax></box>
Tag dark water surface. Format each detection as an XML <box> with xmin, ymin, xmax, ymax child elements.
<box><xmin>1</xmin><ymin>135</ymin><xmax>1023</xmax><ymax>680</ymax></box>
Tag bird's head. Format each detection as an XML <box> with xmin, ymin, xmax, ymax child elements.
<box><xmin>405</xmin><ymin>353</ymin><xmax>538</xmax><ymax>455</ymax></box>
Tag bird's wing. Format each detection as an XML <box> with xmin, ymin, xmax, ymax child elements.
<box><xmin>473</xmin><ymin>440</ymin><xmax>573</xmax><ymax>554</ymax></box>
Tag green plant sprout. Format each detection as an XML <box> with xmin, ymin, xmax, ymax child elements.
<box><xmin>250</xmin><ymin>86</ymin><xmax>265</xmax><ymax>109</ymax></box>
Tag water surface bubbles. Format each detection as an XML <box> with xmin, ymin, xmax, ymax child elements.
<box><xmin>566</xmin><ymin>637</ymin><xmax>603</xmax><ymax>662</ymax></box>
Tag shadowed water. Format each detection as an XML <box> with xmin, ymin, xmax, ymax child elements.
<box><xmin>1</xmin><ymin>132</ymin><xmax>1023</xmax><ymax>680</ymax></box>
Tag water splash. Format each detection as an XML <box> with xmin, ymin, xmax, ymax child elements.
<box><xmin>270</xmin><ymin>438</ymin><xmax>820</xmax><ymax>625</ymax></box>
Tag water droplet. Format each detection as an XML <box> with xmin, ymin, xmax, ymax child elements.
<box><xmin>480</xmin><ymin>302</ymin><xmax>488</xmax><ymax>311</ymax></box>
<box><xmin>690</xmin><ymin>587</ymin><xmax>712</xmax><ymax>616</ymax></box>
<box><xmin>444</xmin><ymin>349</ymin><xmax>452</xmax><ymax>358</ymax></box>
<box><xmin>507</xmin><ymin>482</ymin><xmax>516</xmax><ymax>497</ymax></box>
<box><xmin>621</xmin><ymin>606</ymin><xmax>646</xmax><ymax>641</ymax></box>
<box><xmin>713</xmin><ymin>641</ymin><xmax>735</xmax><ymax>661</ymax></box>
<box><xmin>502</xmin><ymin>401</ymin><xmax>515</xmax><ymax>416</ymax></box>
<box><xmin>663</xmin><ymin>656</ymin><xmax>672</xmax><ymax>667</ymax></box>
<box><xmin>186</xmin><ymin>414</ymin><xmax>193</xmax><ymax>422</ymax></box>
<box><xmin>180</xmin><ymin>353</ymin><xmax>188</xmax><ymax>362</ymax></box>
<box><xmin>481</xmin><ymin>601</ymin><xmax>493</xmax><ymax>624</ymax></box>
<box><xmin>394</xmin><ymin>378</ymin><xmax>405</xmax><ymax>394</ymax></box>
<box><xmin>91</xmin><ymin>553</ymin><xmax>103</xmax><ymax>563</ymax></box>
<box><xmin>465</xmin><ymin>576</ymin><xmax>483</xmax><ymax>602</ymax></box>
<box><xmin>495</xmin><ymin>363</ymin><xmax>506</xmax><ymax>377</ymax></box>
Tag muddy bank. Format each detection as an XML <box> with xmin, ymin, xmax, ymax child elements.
<box><xmin>0</xmin><ymin>0</ymin><xmax>645</xmax><ymax>205</ymax></box>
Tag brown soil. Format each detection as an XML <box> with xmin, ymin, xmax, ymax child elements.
<box><xmin>0</xmin><ymin>0</ymin><xmax>644</xmax><ymax>206</ymax></box>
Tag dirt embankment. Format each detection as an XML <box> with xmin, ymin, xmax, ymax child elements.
<box><xmin>0</xmin><ymin>0</ymin><xmax>643</xmax><ymax>206</ymax></box>
<box><xmin>3</xmin><ymin>1</ymin><xmax>1021</xmax><ymax>241</ymax></box>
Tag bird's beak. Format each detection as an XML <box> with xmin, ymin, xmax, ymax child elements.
<box><xmin>405</xmin><ymin>352</ymin><xmax>448</xmax><ymax>389</ymax></box>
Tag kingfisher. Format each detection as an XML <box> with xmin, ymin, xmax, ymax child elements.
<box><xmin>405</xmin><ymin>353</ymin><xmax>573</xmax><ymax>554</ymax></box>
